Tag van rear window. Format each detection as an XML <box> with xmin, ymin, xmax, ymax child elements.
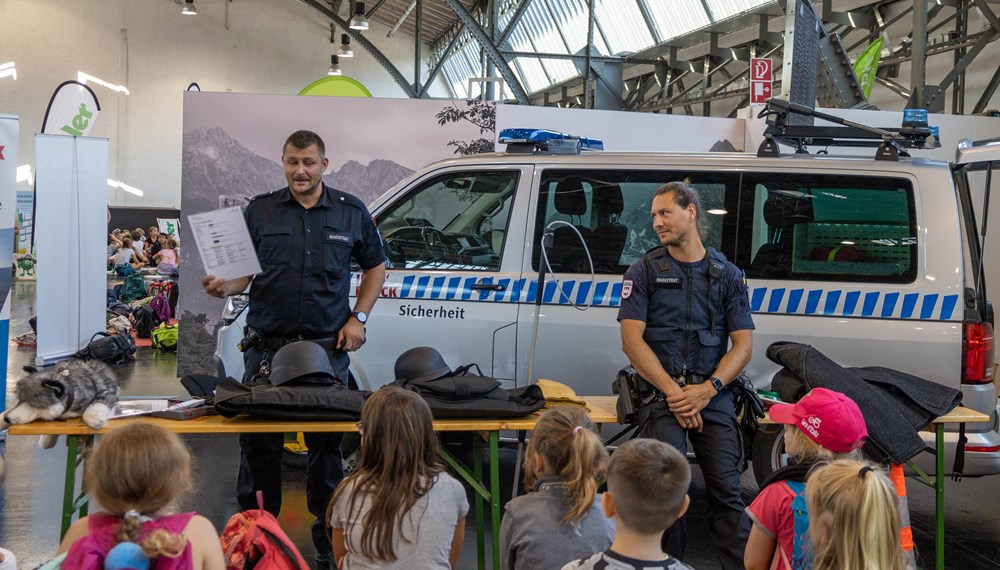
<box><xmin>736</xmin><ymin>174</ymin><xmax>917</xmax><ymax>284</ymax></box>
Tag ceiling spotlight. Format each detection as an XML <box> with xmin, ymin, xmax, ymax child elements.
<box><xmin>349</xmin><ymin>2</ymin><xmax>369</xmax><ymax>30</ymax></box>
<box><xmin>338</xmin><ymin>34</ymin><xmax>353</xmax><ymax>58</ymax></box>
<box><xmin>327</xmin><ymin>55</ymin><xmax>342</xmax><ymax>76</ymax></box>
<box><xmin>181</xmin><ymin>0</ymin><xmax>197</xmax><ymax>15</ymax></box>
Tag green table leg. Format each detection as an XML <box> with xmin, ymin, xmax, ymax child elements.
<box><xmin>936</xmin><ymin>424</ymin><xmax>945</xmax><ymax>570</ymax></box>
<box><xmin>474</xmin><ymin>433</ymin><xmax>485</xmax><ymax>570</ymax></box>
<box><xmin>61</xmin><ymin>435</ymin><xmax>79</xmax><ymax>538</ymax></box>
<box><xmin>489</xmin><ymin>431</ymin><xmax>500</xmax><ymax>570</ymax></box>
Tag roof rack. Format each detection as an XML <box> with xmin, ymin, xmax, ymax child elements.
<box><xmin>757</xmin><ymin>98</ymin><xmax>940</xmax><ymax>161</ymax></box>
<box><xmin>499</xmin><ymin>128</ymin><xmax>604</xmax><ymax>155</ymax></box>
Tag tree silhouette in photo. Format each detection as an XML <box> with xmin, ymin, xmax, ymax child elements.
<box><xmin>436</xmin><ymin>100</ymin><xmax>495</xmax><ymax>156</ymax></box>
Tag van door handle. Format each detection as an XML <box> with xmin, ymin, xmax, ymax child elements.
<box><xmin>471</xmin><ymin>283</ymin><xmax>505</xmax><ymax>291</ymax></box>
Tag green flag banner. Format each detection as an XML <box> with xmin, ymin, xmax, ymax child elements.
<box><xmin>853</xmin><ymin>38</ymin><xmax>884</xmax><ymax>100</ymax></box>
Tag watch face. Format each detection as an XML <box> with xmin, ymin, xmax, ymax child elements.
<box><xmin>354</xmin><ymin>311</ymin><xmax>367</xmax><ymax>323</ymax></box>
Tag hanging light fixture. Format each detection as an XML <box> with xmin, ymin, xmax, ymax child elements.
<box><xmin>337</xmin><ymin>34</ymin><xmax>353</xmax><ymax>58</ymax></box>
<box><xmin>327</xmin><ymin>55</ymin><xmax>342</xmax><ymax>76</ymax></box>
<box><xmin>181</xmin><ymin>0</ymin><xmax>198</xmax><ymax>15</ymax></box>
<box><xmin>349</xmin><ymin>2</ymin><xmax>369</xmax><ymax>31</ymax></box>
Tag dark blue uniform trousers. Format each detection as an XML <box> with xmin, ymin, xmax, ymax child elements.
<box><xmin>237</xmin><ymin>346</ymin><xmax>343</xmax><ymax>559</ymax></box>
<box><xmin>641</xmin><ymin>392</ymin><xmax>750</xmax><ymax>570</ymax></box>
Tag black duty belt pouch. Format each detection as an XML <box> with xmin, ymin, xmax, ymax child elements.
<box><xmin>395</xmin><ymin>363</ymin><xmax>546</xmax><ymax>419</ymax></box>
<box><xmin>213</xmin><ymin>378</ymin><xmax>368</xmax><ymax>421</ymax></box>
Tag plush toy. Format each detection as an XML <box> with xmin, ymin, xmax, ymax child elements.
<box><xmin>104</xmin><ymin>542</ymin><xmax>149</xmax><ymax>570</ymax></box>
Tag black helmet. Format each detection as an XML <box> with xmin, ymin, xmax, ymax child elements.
<box><xmin>394</xmin><ymin>346</ymin><xmax>451</xmax><ymax>383</ymax></box>
<box><xmin>269</xmin><ymin>341</ymin><xmax>336</xmax><ymax>386</ymax></box>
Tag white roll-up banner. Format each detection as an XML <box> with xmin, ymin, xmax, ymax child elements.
<box><xmin>35</xmin><ymin>134</ymin><xmax>108</xmax><ymax>365</ymax></box>
<box><xmin>41</xmin><ymin>80</ymin><xmax>102</xmax><ymax>136</ymax></box>
<box><xmin>0</xmin><ymin>115</ymin><xmax>18</xmax><ymax>407</ymax></box>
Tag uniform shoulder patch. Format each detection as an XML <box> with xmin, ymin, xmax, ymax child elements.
<box><xmin>622</xmin><ymin>278</ymin><xmax>634</xmax><ymax>299</ymax></box>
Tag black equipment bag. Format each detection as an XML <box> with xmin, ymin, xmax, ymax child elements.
<box><xmin>213</xmin><ymin>378</ymin><xmax>368</xmax><ymax>421</ymax></box>
<box><xmin>395</xmin><ymin>363</ymin><xmax>546</xmax><ymax>419</ymax></box>
<box><xmin>181</xmin><ymin>373</ymin><xmax>226</xmax><ymax>399</ymax></box>
<box><xmin>133</xmin><ymin>305</ymin><xmax>157</xmax><ymax>339</ymax></box>
<box><xmin>76</xmin><ymin>332</ymin><xmax>136</xmax><ymax>364</ymax></box>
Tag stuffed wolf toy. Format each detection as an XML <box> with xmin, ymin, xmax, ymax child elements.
<box><xmin>0</xmin><ymin>360</ymin><xmax>120</xmax><ymax>448</ymax></box>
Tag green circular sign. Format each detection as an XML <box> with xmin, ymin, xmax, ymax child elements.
<box><xmin>298</xmin><ymin>76</ymin><xmax>373</xmax><ymax>97</ymax></box>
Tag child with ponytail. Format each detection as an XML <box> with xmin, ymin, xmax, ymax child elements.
<box><xmin>57</xmin><ymin>422</ymin><xmax>224</xmax><ymax>570</ymax></box>
<box><xmin>499</xmin><ymin>407</ymin><xmax>614</xmax><ymax>570</ymax></box>
<box><xmin>806</xmin><ymin>459</ymin><xmax>907</xmax><ymax>570</ymax></box>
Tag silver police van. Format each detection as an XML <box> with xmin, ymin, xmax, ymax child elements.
<box><xmin>216</xmin><ymin>115</ymin><xmax>998</xmax><ymax>480</ymax></box>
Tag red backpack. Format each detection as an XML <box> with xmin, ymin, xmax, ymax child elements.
<box><xmin>220</xmin><ymin>494</ymin><xmax>310</xmax><ymax>570</ymax></box>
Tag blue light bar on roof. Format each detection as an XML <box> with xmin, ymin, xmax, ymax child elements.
<box><xmin>498</xmin><ymin>128</ymin><xmax>604</xmax><ymax>151</ymax></box>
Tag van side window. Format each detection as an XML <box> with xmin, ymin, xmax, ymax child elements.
<box><xmin>533</xmin><ymin>170</ymin><xmax>739</xmax><ymax>274</ymax></box>
<box><xmin>376</xmin><ymin>170</ymin><xmax>518</xmax><ymax>271</ymax></box>
<box><xmin>736</xmin><ymin>174</ymin><xmax>917</xmax><ymax>284</ymax></box>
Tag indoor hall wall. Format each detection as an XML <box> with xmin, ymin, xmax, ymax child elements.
<box><xmin>0</xmin><ymin>0</ymin><xmax>449</xmax><ymax>209</ymax></box>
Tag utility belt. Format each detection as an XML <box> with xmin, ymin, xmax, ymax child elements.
<box><xmin>240</xmin><ymin>327</ymin><xmax>339</xmax><ymax>353</ymax></box>
<box><xmin>637</xmin><ymin>372</ymin><xmax>709</xmax><ymax>398</ymax></box>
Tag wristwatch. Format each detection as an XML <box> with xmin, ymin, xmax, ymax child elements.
<box><xmin>709</xmin><ymin>376</ymin><xmax>724</xmax><ymax>393</ymax></box>
<box><xmin>351</xmin><ymin>311</ymin><xmax>368</xmax><ymax>324</ymax></box>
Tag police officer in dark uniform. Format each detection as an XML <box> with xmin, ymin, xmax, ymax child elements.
<box><xmin>617</xmin><ymin>181</ymin><xmax>753</xmax><ymax>569</ymax></box>
<box><xmin>201</xmin><ymin>130</ymin><xmax>386</xmax><ymax>568</ymax></box>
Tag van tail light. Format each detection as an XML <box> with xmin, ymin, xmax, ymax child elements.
<box><xmin>962</xmin><ymin>322</ymin><xmax>995</xmax><ymax>384</ymax></box>
<box><xmin>965</xmin><ymin>443</ymin><xmax>1000</xmax><ymax>453</ymax></box>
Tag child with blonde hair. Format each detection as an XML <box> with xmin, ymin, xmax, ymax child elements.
<box><xmin>57</xmin><ymin>422</ymin><xmax>224</xmax><ymax>569</ymax></box>
<box><xmin>806</xmin><ymin>460</ymin><xmax>906</xmax><ymax>570</ymax></box>
<box><xmin>744</xmin><ymin>388</ymin><xmax>867</xmax><ymax>570</ymax></box>
<box><xmin>328</xmin><ymin>386</ymin><xmax>468</xmax><ymax>569</ymax></box>
<box><xmin>499</xmin><ymin>407</ymin><xmax>614</xmax><ymax>570</ymax></box>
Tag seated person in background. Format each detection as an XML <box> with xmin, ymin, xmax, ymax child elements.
<box><xmin>57</xmin><ymin>422</ymin><xmax>225</xmax><ymax>569</ymax></box>
<box><xmin>145</xmin><ymin>226</ymin><xmax>161</xmax><ymax>258</ymax></box>
<box><xmin>107</xmin><ymin>231</ymin><xmax>123</xmax><ymax>259</ymax></box>
<box><xmin>148</xmin><ymin>233</ymin><xmax>166</xmax><ymax>262</ymax></box>
<box><xmin>500</xmin><ymin>407</ymin><xmax>614</xmax><ymax>570</ymax></box>
<box><xmin>109</xmin><ymin>237</ymin><xmax>142</xmax><ymax>275</ymax></box>
<box><xmin>128</xmin><ymin>231</ymin><xmax>148</xmax><ymax>265</ymax></box>
<box><xmin>806</xmin><ymin>460</ymin><xmax>906</xmax><ymax>570</ymax></box>
<box><xmin>328</xmin><ymin>386</ymin><xmax>468</xmax><ymax>569</ymax></box>
<box><xmin>562</xmin><ymin>438</ymin><xmax>694</xmax><ymax>570</ymax></box>
<box><xmin>154</xmin><ymin>237</ymin><xmax>179</xmax><ymax>275</ymax></box>
<box><xmin>744</xmin><ymin>388</ymin><xmax>867</xmax><ymax>570</ymax></box>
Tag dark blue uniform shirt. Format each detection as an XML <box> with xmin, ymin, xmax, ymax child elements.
<box><xmin>617</xmin><ymin>248</ymin><xmax>754</xmax><ymax>377</ymax></box>
<box><xmin>244</xmin><ymin>184</ymin><xmax>384</xmax><ymax>338</ymax></box>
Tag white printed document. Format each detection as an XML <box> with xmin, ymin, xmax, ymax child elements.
<box><xmin>188</xmin><ymin>206</ymin><xmax>262</xmax><ymax>280</ymax></box>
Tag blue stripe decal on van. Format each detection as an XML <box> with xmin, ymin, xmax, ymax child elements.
<box><xmin>787</xmin><ymin>289</ymin><xmax>804</xmax><ymax>313</ymax></box>
<box><xmin>446</xmin><ymin>276</ymin><xmax>461</xmax><ymax>300</ymax></box>
<box><xmin>431</xmin><ymin>276</ymin><xmax>445</xmax><ymax>299</ymax></box>
<box><xmin>862</xmin><ymin>292</ymin><xmax>879</xmax><ymax>317</ymax></box>
<box><xmin>524</xmin><ymin>281</ymin><xmax>538</xmax><ymax>303</ymax></box>
<box><xmin>558</xmin><ymin>280</ymin><xmax>575</xmax><ymax>304</ymax></box>
<box><xmin>750</xmin><ymin>288</ymin><xmax>766</xmax><ymax>312</ymax></box>
<box><xmin>415</xmin><ymin>275</ymin><xmax>429</xmax><ymax>298</ymax></box>
<box><xmin>610</xmin><ymin>282</ymin><xmax>623</xmax><ymax>306</ymax></box>
<box><xmin>510</xmin><ymin>279</ymin><xmax>524</xmax><ymax>303</ymax></box>
<box><xmin>543</xmin><ymin>281</ymin><xmax>558</xmax><ymax>303</ymax></box>
<box><xmin>576</xmin><ymin>281</ymin><xmax>593</xmax><ymax>305</ymax></box>
<box><xmin>882</xmin><ymin>293</ymin><xmax>899</xmax><ymax>318</ymax></box>
<box><xmin>940</xmin><ymin>294</ymin><xmax>958</xmax><ymax>320</ymax></box>
<box><xmin>594</xmin><ymin>282</ymin><xmax>609</xmax><ymax>305</ymax></box>
<box><xmin>461</xmin><ymin>277</ymin><xmax>477</xmax><ymax>301</ymax></box>
<box><xmin>824</xmin><ymin>291</ymin><xmax>842</xmax><ymax>315</ymax></box>
<box><xmin>843</xmin><ymin>291</ymin><xmax>860</xmax><ymax>316</ymax></box>
<box><xmin>767</xmin><ymin>288</ymin><xmax>786</xmax><ymax>313</ymax></box>
<box><xmin>805</xmin><ymin>290</ymin><xmax>822</xmax><ymax>314</ymax></box>
<box><xmin>401</xmin><ymin>275</ymin><xmax>415</xmax><ymax>298</ymax></box>
<box><xmin>901</xmin><ymin>293</ymin><xmax>919</xmax><ymax>318</ymax></box>
<box><xmin>478</xmin><ymin>277</ymin><xmax>494</xmax><ymax>301</ymax></box>
<box><xmin>919</xmin><ymin>294</ymin><xmax>938</xmax><ymax>319</ymax></box>
<box><xmin>496</xmin><ymin>278</ymin><xmax>511</xmax><ymax>302</ymax></box>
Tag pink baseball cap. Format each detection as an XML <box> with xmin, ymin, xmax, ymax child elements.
<box><xmin>769</xmin><ymin>388</ymin><xmax>868</xmax><ymax>453</ymax></box>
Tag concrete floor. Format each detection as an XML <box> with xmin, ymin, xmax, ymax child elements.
<box><xmin>2</xmin><ymin>280</ymin><xmax>999</xmax><ymax>569</ymax></box>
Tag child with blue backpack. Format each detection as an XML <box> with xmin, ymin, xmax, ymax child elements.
<box><xmin>743</xmin><ymin>388</ymin><xmax>867</xmax><ymax>570</ymax></box>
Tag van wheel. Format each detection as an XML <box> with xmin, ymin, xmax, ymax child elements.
<box><xmin>751</xmin><ymin>429</ymin><xmax>785</xmax><ymax>488</ymax></box>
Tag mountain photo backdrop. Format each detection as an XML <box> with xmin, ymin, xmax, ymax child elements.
<box><xmin>179</xmin><ymin>93</ymin><xmax>494</xmax><ymax>376</ymax></box>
